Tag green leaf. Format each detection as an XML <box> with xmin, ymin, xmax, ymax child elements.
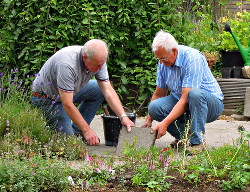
<box><xmin>82</xmin><ymin>18</ymin><xmax>88</xmax><ymax>24</ymax></box>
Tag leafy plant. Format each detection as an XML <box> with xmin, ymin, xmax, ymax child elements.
<box><xmin>221</xmin><ymin>166</ymin><xmax>250</xmax><ymax>191</ymax></box>
<box><xmin>0</xmin><ymin>156</ymin><xmax>77</xmax><ymax>192</ymax></box>
<box><xmin>218</xmin><ymin>10</ymin><xmax>250</xmax><ymax>51</ymax></box>
<box><xmin>187</xmin><ymin>13</ymin><xmax>220</xmax><ymax>52</ymax></box>
<box><xmin>184</xmin><ymin>131</ymin><xmax>250</xmax><ymax>191</ymax></box>
<box><xmin>236</xmin><ymin>104</ymin><xmax>244</xmax><ymax>114</ymax></box>
<box><xmin>122</xmin><ymin>145</ymin><xmax>174</xmax><ymax>191</ymax></box>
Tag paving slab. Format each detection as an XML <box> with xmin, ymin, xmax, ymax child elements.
<box><xmin>86</xmin><ymin>115</ymin><xmax>250</xmax><ymax>156</ymax></box>
<box><xmin>116</xmin><ymin>126</ymin><xmax>156</xmax><ymax>155</ymax></box>
<box><xmin>244</xmin><ymin>87</ymin><xmax>250</xmax><ymax>117</ymax></box>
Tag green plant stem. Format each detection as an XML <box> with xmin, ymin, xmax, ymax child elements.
<box><xmin>221</xmin><ymin>141</ymin><xmax>244</xmax><ymax>175</ymax></box>
<box><xmin>202</xmin><ymin>140</ymin><xmax>218</xmax><ymax>177</ymax></box>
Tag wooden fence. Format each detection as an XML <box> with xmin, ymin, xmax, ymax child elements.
<box><xmin>225</xmin><ymin>0</ymin><xmax>250</xmax><ymax>13</ymax></box>
<box><xmin>212</xmin><ymin>0</ymin><xmax>250</xmax><ymax>22</ymax></box>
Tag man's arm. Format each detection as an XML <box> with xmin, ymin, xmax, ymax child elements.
<box><xmin>151</xmin><ymin>87</ymin><xmax>191</xmax><ymax>139</ymax></box>
<box><xmin>97</xmin><ymin>80</ymin><xmax>135</xmax><ymax>131</ymax></box>
<box><xmin>58</xmin><ymin>89</ymin><xmax>100</xmax><ymax>145</ymax></box>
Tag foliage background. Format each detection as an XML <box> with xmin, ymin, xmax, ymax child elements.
<box><xmin>0</xmin><ymin>0</ymin><xmax>240</xmax><ymax>112</ymax></box>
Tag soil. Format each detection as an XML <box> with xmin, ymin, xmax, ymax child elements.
<box><xmin>70</xmin><ymin>171</ymin><xmax>250</xmax><ymax>192</ymax></box>
<box><xmin>69</xmin><ymin>114</ymin><xmax>250</xmax><ymax>192</ymax></box>
<box><xmin>217</xmin><ymin>115</ymin><xmax>235</xmax><ymax>121</ymax></box>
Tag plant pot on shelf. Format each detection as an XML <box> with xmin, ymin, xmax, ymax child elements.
<box><xmin>220</xmin><ymin>50</ymin><xmax>244</xmax><ymax>78</ymax></box>
<box><xmin>221</xmin><ymin>50</ymin><xmax>244</xmax><ymax>68</ymax></box>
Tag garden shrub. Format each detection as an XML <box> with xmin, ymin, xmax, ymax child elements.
<box><xmin>0</xmin><ymin>0</ymin><xmax>213</xmax><ymax>112</ymax></box>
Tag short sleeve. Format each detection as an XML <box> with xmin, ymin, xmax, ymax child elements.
<box><xmin>95</xmin><ymin>63</ymin><xmax>109</xmax><ymax>81</ymax></box>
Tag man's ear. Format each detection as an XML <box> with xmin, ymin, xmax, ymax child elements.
<box><xmin>82</xmin><ymin>54</ymin><xmax>87</xmax><ymax>61</ymax></box>
<box><xmin>172</xmin><ymin>48</ymin><xmax>178</xmax><ymax>56</ymax></box>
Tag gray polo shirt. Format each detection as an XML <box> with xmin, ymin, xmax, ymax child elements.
<box><xmin>32</xmin><ymin>45</ymin><xmax>109</xmax><ymax>102</ymax></box>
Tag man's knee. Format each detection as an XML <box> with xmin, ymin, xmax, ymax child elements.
<box><xmin>89</xmin><ymin>80</ymin><xmax>104</xmax><ymax>100</ymax></box>
<box><xmin>91</xmin><ymin>80</ymin><xmax>102</xmax><ymax>93</ymax></box>
<box><xmin>148</xmin><ymin>100</ymin><xmax>160</xmax><ymax>119</ymax></box>
<box><xmin>188</xmin><ymin>88</ymin><xmax>203</xmax><ymax>100</ymax></box>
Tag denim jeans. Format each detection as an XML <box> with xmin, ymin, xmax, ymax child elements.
<box><xmin>148</xmin><ymin>88</ymin><xmax>224</xmax><ymax>144</ymax></box>
<box><xmin>31</xmin><ymin>80</ymin><xmax>104</xmax><ymax>135</ymax></box>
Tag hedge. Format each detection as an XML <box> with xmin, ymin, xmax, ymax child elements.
<box><xmin>0</xmin><ymin>0</ymin><xmax>212</xmax><ymax>112</ymax></box>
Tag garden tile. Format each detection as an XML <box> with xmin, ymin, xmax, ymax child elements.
<box><xmin>116</xmin><ymin>126</ymin><xmax>157</xmax><ymax>155</ymax></box>
<box><xmin>86</xmin><ymin>144</ymin><xmax>116</xmax><ymax>156</ymax></box>
<box><xmin>244</xmin><ymin>87</ymin><xmax>250</xmax><ymax>117</ymax></box>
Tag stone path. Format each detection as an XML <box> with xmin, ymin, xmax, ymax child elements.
<box><xmin>86</xmin><ymin>115</ymin><xmax>250</xmax><ymax>156</ymax></box>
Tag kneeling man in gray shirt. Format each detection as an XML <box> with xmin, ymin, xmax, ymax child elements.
<box><xmin>32</xmin><ymin>39</ymin><xmax>134</xmax><ymax>145</ymax></box>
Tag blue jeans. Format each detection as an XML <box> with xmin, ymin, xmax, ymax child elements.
<box><xmin>148</xmin><ymin>88</ymin><xmax>224</xmax><ymax>144</ymax></box>
<box><xmin>31</xmin><ymin>80</ymin><xmax>104</xmax><ymax>135</ymax></box>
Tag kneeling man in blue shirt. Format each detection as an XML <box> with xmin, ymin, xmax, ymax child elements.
<box><xmin>142</xmin><ymin>30</ymin><xmax>224</xmax><ymax>154</ymax></box>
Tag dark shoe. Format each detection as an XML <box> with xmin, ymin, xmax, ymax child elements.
<box><xmin>185</xmin><ymin>143</ymin><xmax>205</xmax><ymax>156</ymax></box>
<box><xmin>170</xmin><ymin>139</ymin><xmax>186</xmax><ymax>149</ymax></box>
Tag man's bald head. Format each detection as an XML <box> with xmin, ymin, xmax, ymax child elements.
<box><xmin>82</xmin><ymin>39</ymin><xmax>109</xmax><ymax>61</ymax></box>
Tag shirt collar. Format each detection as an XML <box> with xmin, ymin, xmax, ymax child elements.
<box><xmin>174</xmin><ymin>45</ymin><xmax>182</xmax><ymax>67</ymax></box>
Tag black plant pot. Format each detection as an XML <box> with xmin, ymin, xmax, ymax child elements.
<box><xmin>101</xmin><ymin>113</ymin><xmax>136</xmax><ymax>146</ymax></box>
<box><xmin>221</xmin><ymin>50</ymin><xmax>244</xmax><ymax>68</ymax></box>
<box><xmin>221</xmin><ymin>67</ymin><xmax>243</xmax><ymax>78</ymax></box>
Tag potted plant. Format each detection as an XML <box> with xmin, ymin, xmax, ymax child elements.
<box><xmin>218</xmin><ymin>10</ymin><xmax>250</xmax><ymax>70</ymax></box>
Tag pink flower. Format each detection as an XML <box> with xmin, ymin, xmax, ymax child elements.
<box><xmin>159</xmin><ymin>153</ymin><xmax>163</xmax><ymax>162</ymax></box>
<box><xmin>85</xmin><ymin>153</ymin><xmax>90</xmax><ymax>161</ymax></box>
<box><xmin>163</xmin><ymin>158</ymin><xmax>169</xmax><ymax>168</ymax></box>
<box><xmin>95</xmin><ymin>168</ymin><xmax>102</xmax><ymax>173</ymax></box>
<box><xmin>150</xmin><ymin>161</ymin><xmax>155</xmax><ymax>170</ymax></box>
<box><xmin>146</xmin><ymin>153</ymin><xmax>150</xmax><ymax>162</ymax></box>
<box><xmin>108</xmin><ymin>165</ymin><xmax>112</xmax><ymax>172</ymax></box>
<box><xmin>98</xmin><ymin>161</ymin><xmax>105</xmax><ymax>170</ymax></box>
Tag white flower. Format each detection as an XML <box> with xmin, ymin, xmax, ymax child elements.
<box><xmin>67</xmin><ymin>176</ymin><xmax>75</xmax><ymax>185</ymax></box>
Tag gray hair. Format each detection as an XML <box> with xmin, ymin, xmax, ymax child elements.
<box><xmin>81</xmin><ymin>39</ymin><xmax>109</xmax><ymax>60</ymax></box>
<box><xmin>152</xmin><ymin>30</ymin><xmax>178</xmax><ymax>53</ymax></box>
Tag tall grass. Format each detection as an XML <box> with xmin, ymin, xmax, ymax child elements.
<box><xmin>0</xmin><ymin>69</ymin><xmax>87</xmax><ymax>160</ymax></box>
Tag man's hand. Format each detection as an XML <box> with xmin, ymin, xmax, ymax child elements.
<box><xmin>141</xmin><ymin>120</ymin><xmax>153</xmax><ymax>128</ymax></box>
<box><xmin>141</xmin><ymin>115</ymin><xmax>153</xmax><ymax>128</ymax></box>
<box><xmin>121</xmin><ymin>116</ymin><xmax>135</xmax><ymax>132</ymax></box>
<box><xmin>83</xmin><ymin>129</ymin><xmax>100</xmax><ymax>145</ymax></box>
<box><xmin>151</xmin><ymin>121</ymin><xmax>167</xmax><ymax>139</ymax></box>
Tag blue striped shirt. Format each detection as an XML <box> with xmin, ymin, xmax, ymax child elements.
<box><xmin>156</xmin><ymin>45</ymin><xmax>224</xmax><ymax>100</ymax></box>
